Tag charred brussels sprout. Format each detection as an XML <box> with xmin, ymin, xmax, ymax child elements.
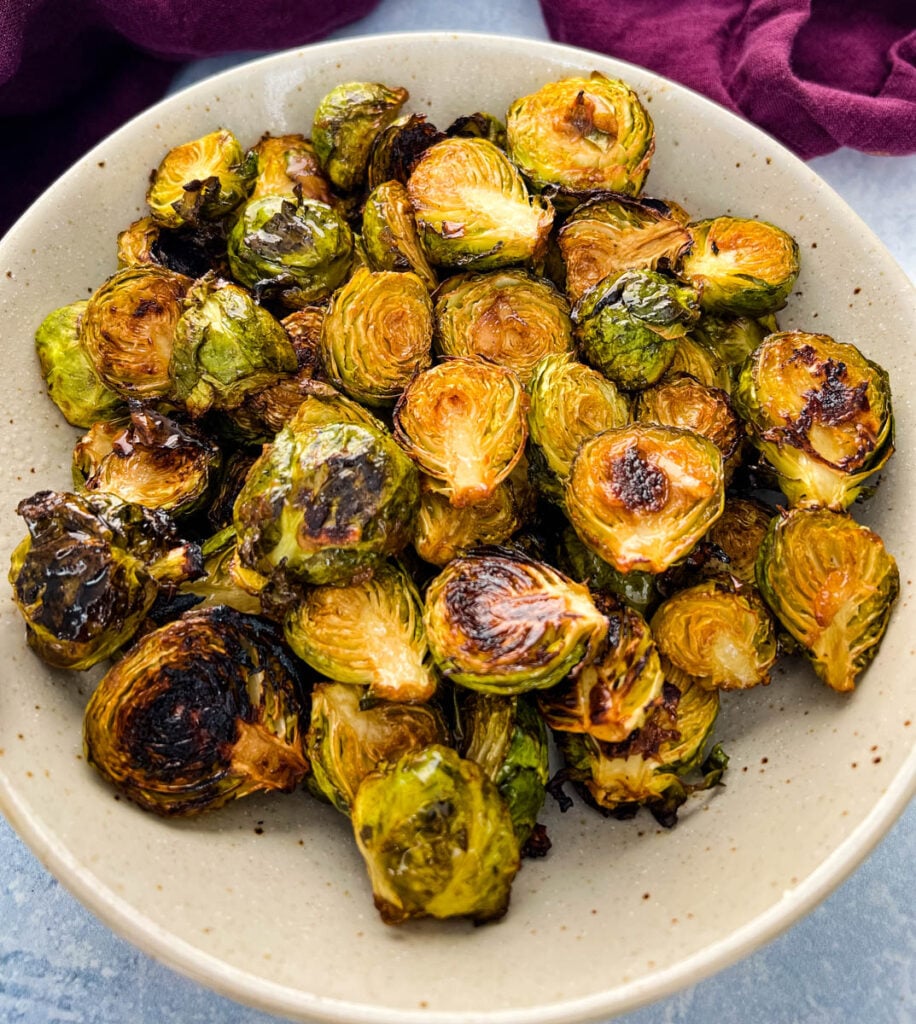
<box><xmin>706</xmin><ymin>497</ymin><xmax>775</xmax><ymax>585</ymax></box>
<box><xmin>566</xmin><ymin>424</ymin><xmax>724</xmax><ymax>575</ymax></box>
<box><xmin>756</xmin><ymin>509</ymin><xmax>898</xmax><ymax>692</ymax></box>
<box><xmin>446</xmin><ymin>112</ymin><xmax>507</xmax><ymax>148</ymax></box>
<box><xmin>362</xmin><ymin>180</ymin><xmax>437</xmax><ymax>290</ymax></box>
<box><xmin>555</xmin><ymin>525</ymin><xmax>657</xmax><ymax>616</ymax></box>
<box><xmin>367</xmin><ymin>113</ymin><xmax>444</xmax><ymax>190</ymax></box>
<box><xmin>407</xmin><ymin>137</ymin><xmax>554</xmax><ymax>270</ymax></box>
<box><xmin>352</xmin><ymin>744</ymin><xmax>520</xmax><ymax>924</ymax></box>
<box><xmin>281</xmin><ymin>306</ymin><xmax>326</xmax><ymax>373</ymax></box>
<box><xmin>117</xmin><ymin>215</ymin><xmax>229</xmax><ymax>279</ymax></box>
<box><xmin>393</xmin><ymin>357</ymin><xmax>528</xmax><ymax>507</ymax></box>
<box><xmin>83</xmin><ymin>606</ymin><xmax>308</xmax><ymax>816</ymax></box>
<box><xmin>424</xmin><ymin>549</ymin><xmax>607</xmax><ymax>694</ymax></box>
<box><xmin>247</xmin><ymin>134</ymin><xmax>333</xmax><ymax>204</ymax></box>
<box><xmin>734</xmin><ymin>331</ymin><xmax>894</xmax><ymax>510</ymax></box>
<box><xmin>116</xmin><ymin>216</ymin><xmax>161</xmax><ymax>268</ymax></box>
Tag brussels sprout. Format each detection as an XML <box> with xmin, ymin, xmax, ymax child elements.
<box><xmin>117</xmin><ymin>215</ymin><xmax>229</xmax><ymax>279</ymax></box>
<box><xmin>247</xmin><ymin>134</ymin><xmax>334</xmax><ymax>204</ymax></box>
<box><xmin>366</xmin><ymin>113</ymin><xmax>445</xmax><ymax>190</ymax></box>
<box><xmin>227</xmin><ymin>194</ymin><xmax>353</xmax><ymax>308</ymax></box>
<box><xmin>352</xmin><ymin>744</ymin><xmax>520</xmax><ymax>924</ymax></box>
<box><xmin>555</xmin><ymin>524</ymin><xmax>657</xmax><ymax>616</ymax></box>
<box><xmin>312</xmin><ymin>81</ymin><xmax>409</xmax><ymax>193</ymax></box>
<box><xmin>205</xmin><ymin>450</ymin><xmax>258</xmax><ymax>531</ymax></box>
<box><xmin>681</xmin><ymin>216</ymin><xmax>800</xmax><ymax>317</ymax></box>
<box><xmin>566</xmin><ymin>424</ymin><xmax>724</xmax><ymax>575</ymax></box>
<box><xmin>573</xmin><ymin>269</ymin><xmax>700</xmax><ymax>390</ymax></box>
<box><xmin>81</xmin><ymin>266</ymin><xmax>192</xmax><ymax>401</ymax></box>
<box><xmin>756</xmin><ymin>508</ymin><xmax>899</xmax><ymax>692</ymax></box>
<box><xmin>434</xmin><ymin>271</ymin><xmax>574</xmax><ymax>385</ymax></box>
<box><xmin>284</xmin><ymin>562</ymin><xmax>437</xmax><ymax>703</ymax></box>
<box><xmin>663</xmin><ymin>332</ymin><xmax>734</xmax><ymax>392</ymax></box>
<box><xmin>320</xmin><ymin>267</ymin><xmax>433</xmax><ymax>407</ymax></box>
<box><xmin>446</xmin><ymin>112</ymin><xmax>508</xmax><ymax>148</ymax></box>
<box><xmin>407</xmin><ymin>137</ymin><xmax>554</xmax><ymax>270</ymax></box>
<box><xmin>116</xmin><ymin>217</ymin><xmax>161</xmax><ymax>268</ymax></box>
<box><xmin>506</xmin><ymin>73</ymin><xmax>655</xmax><ymax>200</ymax></box>
<box><xmin>361</xmin><ymin>180</ymin><xmax>437</xmax><ymax>290</ymax></box>
<box><xmin>393</xmin><ymin>357</ymin><xmax>528</xmax><ymax>508</ymax></box>
<box><xmin>690</xmin><ymin>312</ymin><xmax>778</xmax><ymax>374</ymax></box>
<box><xmin>181</xmin><ymin>527</ymin><xmax>263</xmax><ymax>615</ymax></box>
<box><xmin>146</xmin><ymin>129</ymin><xmax>253</xmax><ymax>228</ymax></box>
<box><xmin>281</xmin><ymin>306</ymin><xmax>326</xmax><ymax>373</ymax></box>
<box><xmin>83</xmin><ymin>606</ymin><xmax>308</xmax><ymax>816</ymax></box>
<box><xmin>539</xmin><ymin>597</ymin><xmax>665</xmax><ymax>742</ymax></box>
<box><xmin>34</xmin><ymin>300</ymin><xmax>123</xmax><ymax>428</ymax></box>
<box><xmin>306</xmin><ymin>682</ymin><xmax>448</xmax><ymax>814</ymax></box>
<box><xmin>234</xmin><ymin>419</ymin><xmax>419</xmax><ymax>586</ymax></box>
<box><xmin>705</xmin><ymin>497</ymin><xmax>775</xmax><ymax>584</ymax></box>
<box><xmin>558</xmin><ymin>195</ymin><xmax>693</xmax><ymax>302</ymax></box>
<box><xmin>459</xmin><ymin>692</ymin><xmax>548</xmax><ymax>845</ymax></box>
<box><xmin>734</xmin><ymin>331</ymin><xmax>894</xmax><ymax>510</ymax></box>
<box><xmin>424</xmin><ymin>548</ymin><xmax>607</xmax><ymax>694</ymax></box>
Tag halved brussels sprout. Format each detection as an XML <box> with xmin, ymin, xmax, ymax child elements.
<box><xmin>681</xmin><ymin>216</ymin><xmax>800</xmax><ymax>317</ymax></box>
<box><xmin>663</xmin><ymin>332</ymin><xmax>735</xmax><ymax>392</ymax></box>
<box><xmin>307</xmin><ymin>682</ymin><xmax>448</xmax><ymax>814</ymax></box>
<box><xmin>393</xmin><ymin>357</ymin><xmax>528</xmax><ymax>507</ymax></box>
<box><xmin>566</xmin><ymin>424</ymin><xmax>724</xmax><ymax>574</ymax></box>
<box><xmin>734</xmin><ymin>331</ymin><xmax>894</xmax><ymax>510</ymax></box>
<box><xmin>756</xmin><ymin>508</ymin><xmax>899</xmax><ymax>692</ymax></box>
<box><xmin>34</xmin><ymin>300</ymin><xmax>123</xmax><ymax>428</ymax></box>
<box><xmin>247</xmin><ymin>134</ymin><xmax>334</xmax><ymax>204</ymax></box>
<box><xmin>706</xmin><ymin>497</ymin><xmax>775</xmax><ymax>584</ymax></box>
<box><xmin>147</xmin><ymin>129</ymin><xmax>253</xmax><ymax>228</ymax></box>
<box><xmin>434</xmin><ymin>270</ymin><xmax>574</xmax><ymax>385</ymax></box>
<box><xmin>407</xmin><ymin>137</ymin><xmax>554</xmax><ymax>270</ymax></box>
<box><xmin>83</xmin><ymin>606</ymin><xmax>309</xmax><ymax>816</ymax></box>
<box><xmin>690</xmin><ymin>312</ymin><xmax>778</xmax><ymax>374</ymax></box>
<box><xmin>573</xmin><ymin>269</ymin><xmax>700</xmax><ymax>390</ymax></box>
<box><xmin>506</xmin><ymin>73</ymin><xmax>655</xmax><ymax>200</ymax></box>
<box><xmin>116</xmin><ymin>217</ymin><xmax>161</xmax><ymax>268</ymax></box>
<box><xmin>181</xmin><ymin>527</ymin><xmax>263</xmax><ymax>615</ymax></box>
<box><xmin>320</xmin><ymin>267</ymin><xmax>433</xmax><ymax>406</ymax></box>
<box><xmin>117</xmin><ymin>215</ymin><xmax>229</xmax><ymax>279</ymax></box>
<box><xmin>424</xmin><ymin>548</ymin><xmax>607</xmax><ymax>694</ymax></box>
<box><xmin>362</xmin><ymin>180</ymin><xmax>437</xmax><ymax>290</ymax></box>
<box><xmin>352</xmin><ymin>744</ymin><xmax>520</xmax><ymax>924</ymax></box>
<box><xmin>367</xmin><ymin>113</ymin><xmax>445</xmax><ymax>190</ymax></box>
<box><xmin>555</xmin><ymin>524</ymin><xmax>657</xmax><ymax>616</ymax></box>
<box><xmin>446</xmin><ymin>112</ymin><xmax>507</xmax><ymax>148</ymax></box>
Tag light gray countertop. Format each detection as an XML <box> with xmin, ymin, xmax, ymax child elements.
<box><xmin>1</xmin><ymin>1</ymin><xmax>913</xmax><ymax>1021</ymax></box>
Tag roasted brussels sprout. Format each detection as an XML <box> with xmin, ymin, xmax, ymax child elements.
<box><xmin>393</xmin><ymin>357</ymin><xmax>528</xmax><ymax>507</ymax></box>
<box><xmin>681</xmin><ymin>216</ymin><xmax>800</xmax><ymax>317</ymax></box>
<box><xmin>690</xmin><ymin>312</ymin><xmax>778</xmax><ymax>374</ymax></box>
<box><xmin>407</xmin><ymin>137</ymin><xmax>554</xmax><ymax>270</ymax></box>
<box><xmin>506</xmin><ymin>73</ymin><xmax>655</xmax><ymax>200</ymax></box>
<box><xmin>247</xmin><ymin>134</ymin><xmax>334</xmax><ymax>204</ymax></box>
<box><xmin>555</xmin><ymin>525</ymin><xmax>657</xmax><ymax>616</ymax></box>
<box><xmin>424</xmin><ymin>549</ymin><xmax>607</xmax><ymax>694</ymax></box>
<box><xmin>756</xmin><ymin>508</ymin><xmax>899</xmax><ymax>691</ymax></box>
<box><xmin>663</xmin><ymin>332</ymin><xmax>734</xmax><ymax>392</ymax></box>
<box><xmin>705</xmin><ymin>497</ymin><xmax>775</xmax><ymax>585</ymax></box>
<box><xmin>116</xmin><ymin>216</ymin><xmax>161</xmax><ymax>268</ymax></box>
<box><xmin>146</xmin><ymin>129</ymin><xmax>253</xmax><ymax>228</ymax></box>
<box><xmin>117</xmin><ymin>215</ymin><xmax>229</xmax><ymax>279</ymax></box>
<box><xmin>352</xmin><ymin>744</ymin><xmax>520</xmax><ymax>924</ymax></box>
<box><xmin>181</xmin><ymin>527</ymin><xmax>263</xmax><ymax>615</ymax></box>
<box><xmin>734</xmin><ymin>331</ymin><xmax>894</xmax><ymax>510</ymax></box>
<box><xmin>434</xmin><ymin>270</ymin><xmax>574</xmax><ymax>385</ymax></box>
<box><xmin>306</xmin><ymin>682</ymin><xmax>448</xmax><ymax>814</ymax></box>
<box><xmin>361</xmin><ymin>180</ymin><xmax>437</xmax><ymax>290</ymax></box>
<box><xmin>320</xmin><ymin>267</ymin><xmax>433</xmax><ymax>406</ymax></box>
<box><xmin>281</xmin><ymin>306</ymin><xmax>326</xmax><ymax>372</ymax></box>
<box><xmin>366</xmin><ymin>113</ymin><xmax>444</xmax><ymax>190</ymax></box>
<box><xmin>446</xmin><ymin>112</ymin><xmax>507</xmax><ymax>148</ymax></box>
<box><xmin>566</xmin><ymin>424</ymin><xmax>724</xmax><ymax>575</ymax></box>
<box><xmin>83</xmin><ymin>606</ymin><xmax>308</xmax><ymax>815</ymax></box>
<box><xmin>573</xmin><ymin>269</ymin><xmax>700</xmax><ymax>390</ymax></box>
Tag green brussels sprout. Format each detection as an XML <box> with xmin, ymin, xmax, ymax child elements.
<box><xmin>393</xmin><ymin>357</ymin><xmax>528</xmax><ymax>508</ymax></box>
<box><xmin>362</xmin><ymin>180</ymin><xmax>437</xmax><ymax>290</ymax></box>
<box><xmin>407</xmin><ymin>137</ymin><xmax>554</xmax><ymax>270</ymax></box>
<box><xmin>566</xmin><ymin>424</ymin><xmax>725</xmax><ymax>575</ymax></box>
<box><xmin>424</xmin><ymin>548</ymin><xmax>607</xmax><ymax>694</ymax></box>
<box><xmin>690</xmin><ymin>312</ymin><xmax>779</xmax><ymax>374</ymax></box>
<box><xmin>284</xmin><ymin>562</ymin><xmax>437</xmax><ymax>703</ymax></box>
<box><xmin>555</xmin><ymin>524</ymin><xmax>657</xmax><ymax>616</ymax></box>
<box><xmin>247</xmin><ymin>134</ymin><xmax>334</xmax><ymax>204</ymax></box>
<box><xmin>234</xmin><ymin>418</ymin><xmax>419</xmax><ymax>586</ymax></box>
<box><xmin>181</xmin><ymin>527</ymin><xmax>263</xmax><ymax>615</ymax></box>
<box><xmin>227</xmin><ymin>194</ymin><xmax>353</xmax><ymax>309</ymax></box>
<box><xmin>434</xmin><ymin>270</ymin><xmax>574</xmax><ymax>386</ymax></box>
<box><xmin>663</xmin><ymin>332</ymin><xmax>735</xmax><ymax>392</ymax></box>
<box><xmin>34</xmin><ymin>300</ymin><xmax>123</xmax><ymax>428</ymax></box>
<box><xmin>83</xmin><ymin>606</ymin><xmax>309</xmax><ymax>816</ymax></box>
<box><xmin>573</xmin><ymin>269</ymin><xmax>701</xmax><ymax>390</ymax></box>
<box><xmin>734</xmin><ymin>331</ymin><xmax>894</xmax><ymax>510</ymax></box>
<box><xmin>756</xmin><ymin>508</ymin><xmax>899</xmax><ymax>692</ymax></box>
<box><xmin>366</xmin><ymin>113</ymin><xmax>445</xmax><ymax>190</ymax></box>
<box><xmin>506</xmin><ymin>73</ymin><xmax>655</xmax><ymax>200</ymax></box>
<box><xmin>459</xmin><ymin>692</ymin><xmax>548</xmax><ymax>845</ymax></box>
<box><xmin>146</xmin><ymin>129</ymin><xmax>253</xmax><ymax>228</ymax></box>
<box><xmin>446</xmin><ymin>112</ymin><xmax>508</xmax><ymax>148</ymax></box>
<box><xmin>558</xmin><ymin>195</ymin><xmax>692</xmax><ymax>302</ymax></box>
<box><xmin>681</xmin><ymin>216</ymin><xmax>800</xmax><ymax>317</ymax></box>
<box><xmin>352</xmin><ymin>744</ymin><xmax>520</xmax><ymax>924</ymax></box>
<box><xmin>81</xmin><ymin>266</ymin><xmax>192</xmax><ymax>401</ymax></box>
<box><xmin>705</xmin><ymin>497</ymin><xmax>775</xmax><ymax>584</ymax></box>
<box><xmin>312</xmin><ymin>81</ymin><xmax>409</xmax><ymax>193</ymax></box>
<box><xmin>306</xmin><ymin>682</ymin><xmax>448</xmax><ymax>814</ymax></box>
<box><xmin>320</xmin><ymin>267</ymin><xmax>434</xmax><ymax>407</ymax></box>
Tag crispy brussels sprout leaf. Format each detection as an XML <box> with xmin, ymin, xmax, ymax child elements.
<box><xmin>248</xmin><ymin>134</ymin><xmax>333</xmax><ymax>204</ymax></box>
<box><xmin>706</xmin><ymin>497</ymin><xmax>775</xmax><ymax>584</ymax></box>
<box><xmin>362</xmin><ymin>180</ymin><xmax>437</xmax><ymax>290</ymax></box>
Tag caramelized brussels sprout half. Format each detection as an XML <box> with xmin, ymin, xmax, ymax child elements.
<box><xmin>434</xmin><ymin>270</ymin><xmax>574</xmax><ymax>385</ymax></box>
<box><xmin>555</xmin><ymin>525</ymin><xmax>657</xmax><ymax>616</ymax></box>
<box><xmin>393</xmin><ymin>357</ymin><xmax>528</xmax><ymax>507</ymax></box>
<box><xmin>146</xmin><ymin>129</ymin><xmax>253</xmax><ymax>228</ymax></box>
<box><xmin>247</xmin><ymin>134</ymin><xmax>334</xmax><ymax>204</ymax></box>
<box><xmin>407</xmin><ymin>137</ymin><xmax>554</xmax><ymax>270</ymax></box>
<box><xmin>362</xmin><ymin>180</ymin><xmax>437</xmax><ymax>290</ymax></box>
<box><xmin>367</xmin><ymin>113</ymin><xmax>444</xmax><ymax>190</ymax></box>
<box><xmin>181</xmin><ymin>527</ymin><xmax>262</xmax><ymax>615</ymax></box>
<box><xmin>690</xmin><ymin>312</ymin><xmax>778</xmax><ymax>374</ymax></box>
<box><xmin>566</xmin><ymin>424</ymin><xmax>724</xmax><ymax>574</ymax></box>
<box><xmin>663</xmin><ymin>332</ymin><xmax>734</xmax><ymax>392</ymax></box>
<box><xmin>83</xmin><ymin>606</ymin><xmax>308</xmax><ymax>816</ymax></box>
<box><xmin>424</xmin><ymin>549</ymin><xmax>607</xmax><ymax>694</ymax></box>
<box><xmin>706</xmin><ymin>497</ymin><xmax>775</xmax><ymax>584</ymax></box>
<box><xmin>756</xmin><ymin>508</ymin><xmax>899</xmax><ymax>692</ymax></box>
<box><xmin>682</xmin><ymin>216</ymin><xmax>800</xmax><ymax>317</ymax></box>
<box><xmin>734</xmin><ymin>331</ymin><xmax>894</xmax><ymax>510</ymax></box>
<box><xmin>352</xmin><ymin>744</ymin><xmax>520</xmax><ymax>924</ymax></box>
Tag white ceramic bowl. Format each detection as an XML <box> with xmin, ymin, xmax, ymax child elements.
<box><xmin>0</xmin><ymin>32</ymin><xmax>913</xmax><ymax>1024</ymax></box>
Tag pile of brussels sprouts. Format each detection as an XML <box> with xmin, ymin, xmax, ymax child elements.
<box><xmin>10</xmin><ymin>73</ymin><xmax>899</xmax><ymax>926</ymax></box>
